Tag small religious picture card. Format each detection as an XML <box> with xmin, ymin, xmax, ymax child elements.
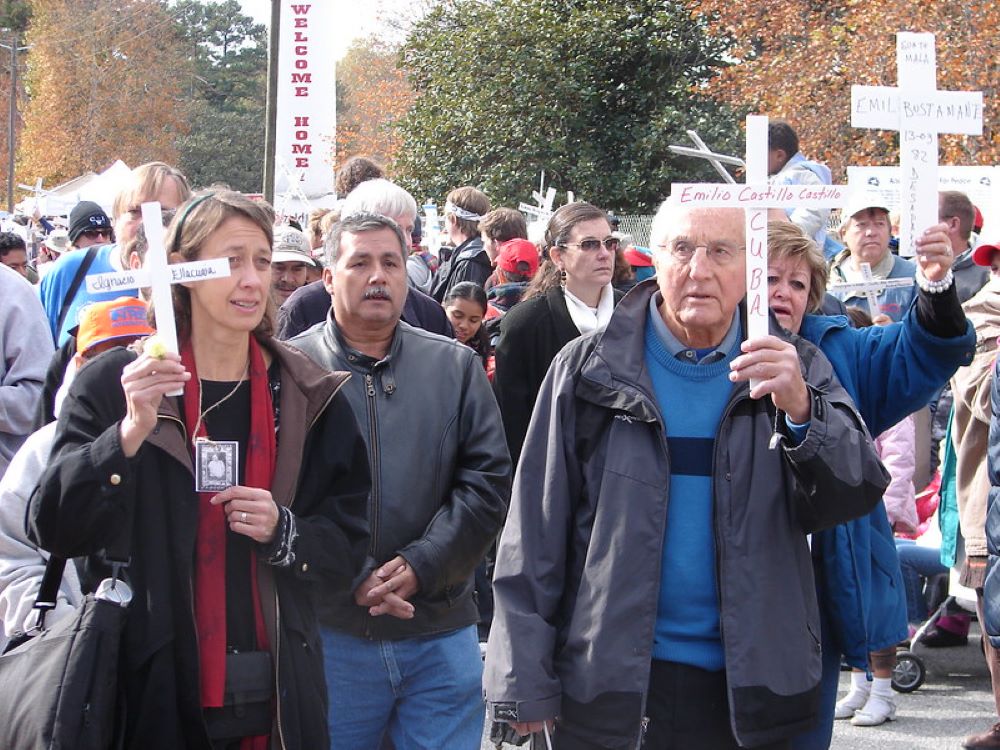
<box><xmin>195</xmin><ymin>440</ymin><xmax>238</xmax><ymax>493</ymax></box>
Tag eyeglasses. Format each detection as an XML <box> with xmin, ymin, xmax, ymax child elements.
<box><xmin>658</xmin><ymin>241</ymin><xmax>743</xmax><ymax>266</ymax></box>
<box><xmin>560</xmin><ymin>237</ymin><xmax>620</xmax><ymax>253</ymax></box>
<box><xmin>81</xmin><ymin>229</ymin><xmax>112</xmax><ymax>240</ymax></box>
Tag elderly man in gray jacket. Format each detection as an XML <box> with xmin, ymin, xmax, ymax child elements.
<box><xmin>289</xmin><ymin>212</ymin><xmax>511</xmax><ymax>750</ymax></box>
<box><xmin>484</xmin><ymin>201</ymin><xmax>889</xmax><ymax>750</ymax></box>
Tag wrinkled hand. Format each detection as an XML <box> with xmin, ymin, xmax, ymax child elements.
<box><xmin>353</xmin><ymin>555</ymin><xmax>417</xmax><ymax>619</ymax></box>
<box><xmin>119</xmin><ymin>351</ymin><xmax>189</xmax><ymax>457</ymax></box>
<box><xmin>729</xmin><ymin>336</ymin><xmax>810</xmax><ymax>423</ymax></box>
<box><xmin>210</xmin><ymin>486</ymin><xmax>281</xmax><ymax>544</ymax></box>
<box><xmin>510</xmin><ymin>719</ymin><xmax>556</xmax><ymax>737</ymax></box>
<box><xmin>914</xmin><ymin>222</ymin><xmax>953</xmax><ymax>282</ymax></box>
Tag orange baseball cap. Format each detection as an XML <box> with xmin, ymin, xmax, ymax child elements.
<box><xmin>74</xmin><ymin>297</ymin><xmax>154</xmax><ymax>355</ymax></box>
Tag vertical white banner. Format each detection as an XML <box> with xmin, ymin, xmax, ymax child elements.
<box><xmin>275</xmin><ymin>1</ymin><xmax>336</xmax><ymax>199</ymax></box>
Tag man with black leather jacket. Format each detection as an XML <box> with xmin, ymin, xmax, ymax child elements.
<box><xmin>289</xmin><ymin>212</ymin><xmax>511</xmax><ymax>750</ymax></box>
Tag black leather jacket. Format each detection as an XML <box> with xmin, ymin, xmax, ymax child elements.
<box><xmin>289</xmin><ymin>316</ymin><xmax>511</xmax><ymax>639</ymax></box>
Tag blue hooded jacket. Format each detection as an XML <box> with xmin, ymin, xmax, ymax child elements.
<box><xmin>799</xmin><ymin>304</ymin><xmax>975</xmax><ymax>664</ymax></box>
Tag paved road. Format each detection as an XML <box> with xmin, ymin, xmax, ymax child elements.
<box><xmin>482</xmin><ymin>624</ymin><xmax>997</xmax><ymax>749</ymax></box>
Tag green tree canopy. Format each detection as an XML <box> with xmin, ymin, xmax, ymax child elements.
<box><xmin>172</xmin><ymin>0</ymin><xmax>267</xmax><ymax>191</ymax></box>
<box><xmin>395</xmin><ymin>0</ymin><xmax>745</xmax><ymax>213</ymax></box>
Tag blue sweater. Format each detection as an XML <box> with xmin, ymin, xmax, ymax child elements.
<box><xmin>644</xmin><ymin>315</ymin><xmax>740</xmax><ymax>671</ymax></box>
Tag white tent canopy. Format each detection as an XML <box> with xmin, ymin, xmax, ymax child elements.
<box><xmin>16</xmin><ymin>160</ymin><xmax>133</xmax><ymax>217</ymax></box>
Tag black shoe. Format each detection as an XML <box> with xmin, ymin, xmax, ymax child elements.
<box><xmin>921</xmin><ymin>626</ymin><xmax>969</xmax><ymax>648</ymax></box>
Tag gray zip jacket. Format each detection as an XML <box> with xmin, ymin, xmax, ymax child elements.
<box><xmin>290</xmin><ymin>316</ymin><xmax>511</xmax><ymax>639</ymax></box>
<box><xmin>484</xmin><ymin>283</ymin><xmax>889</xmax><ymax>748</ymax></box>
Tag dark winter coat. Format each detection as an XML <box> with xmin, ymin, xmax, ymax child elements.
<box><xmin>28</xmin><ymin>340</ymin><xmax>372</xmax><ymax>750</ymax></box>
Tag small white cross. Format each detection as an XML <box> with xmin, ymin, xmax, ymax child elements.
<box><xmin>84</xmin><ymin>202</ymin><xmax>231</xmax><ymax>393</ymax></box>
<box><xmin>851</xmin><ymin>32</ymin><xmax>983</xmax><ymax>257</ymax></box>
<box><xmin>669</xmin><ymin>130</ymin><xmax>744</xmax><ymax>185</ymax></box>
<box><xmin>827</xmin><ymin>262</ymin><xmax>914</xmax><ymax>318</ymax></box>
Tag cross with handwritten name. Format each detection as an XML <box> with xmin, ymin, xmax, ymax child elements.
<box><xmin>669</xmin><ymin>130</ymin><xmax>744</xmax><ymax>185</ymax></box>
<box><xmin>851</xmin><ymin>32</ymin><xmax>983</xmax><ymax>257</ymax></box>
<box><xmin>85</xmin><ymin>202</ymin><xmax>230</xmax><ymax>393</ymax></box>
<box><xmin>827</xmin><ymin>262</ymin><xmax>914</xmax><ymax>318</ymax></box>
<box><xmin>670</xmin><ymin>115</ymin><xmax>851</xmax><ymax>348</ymax></box>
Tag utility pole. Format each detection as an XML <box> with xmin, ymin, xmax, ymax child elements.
<box><xmin>262</xmin><ymin>0</ymin><xmax>281</xmax><ymax>204</ymax></box>
<box><xmin>0</xmin><ymin>33</ymin><xmax>28</xmax><ymax>214</ymax></box>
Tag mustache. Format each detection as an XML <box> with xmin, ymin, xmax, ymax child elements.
<box><xmin>363</xmin><ymin>286</ymin><xmax>392</xmax><ymax>300</ymax></box>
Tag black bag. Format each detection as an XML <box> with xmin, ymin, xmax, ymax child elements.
<box><xmin>203</xmin><ymin>650</ymin><xmax>274</xmax><ymax>741</ymax></box>
<box><xmin>0</xmin><ymin>504</ymin><xmax>133</xmax><ymax>749</ymax></box>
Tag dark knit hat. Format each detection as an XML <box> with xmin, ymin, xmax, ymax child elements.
<box><xmin>68</xmin><ymin>201</ymin><xmax>112</xmax><ymax>244</ymax></box>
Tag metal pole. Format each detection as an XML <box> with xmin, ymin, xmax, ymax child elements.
<box><xmin>7</xmin><ymin>35</ymin><xmax>16</xmax><ymax>213</ymax></box>
<box><xmin>262</xmin><ymin>0</ymin><xmax>281</xmax><ymax>204</ymax></box>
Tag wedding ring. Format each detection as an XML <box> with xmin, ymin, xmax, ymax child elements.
<box><xmin>241</xmin><ymin>511</ymin><xmax>248</xmax><ymax>523</ymax></box>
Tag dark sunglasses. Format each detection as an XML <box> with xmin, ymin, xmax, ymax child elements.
<box><xmin>81</xmin><ymin>228</ymin><xmax>112</xmax><ymax>240</ymax></box>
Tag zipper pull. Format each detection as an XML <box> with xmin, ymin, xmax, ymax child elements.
<box><xmin>365</xmin><ymin>373</ymin><xmax>376</xmax><ymax>397</ymax></box>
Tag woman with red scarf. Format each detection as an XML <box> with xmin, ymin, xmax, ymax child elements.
<box><xmin>28</xmin><ymin>191</ymin><xmax>371</xmax><ymax>749</ymax></box>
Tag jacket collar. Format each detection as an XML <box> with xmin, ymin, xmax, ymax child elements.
<box><xmin>321</xmin><ymin>312</ymin><xmax>402</xmax><ymax>394</ymax></box>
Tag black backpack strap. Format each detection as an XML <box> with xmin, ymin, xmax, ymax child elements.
<box><xmin>54</xmin><ymin>245</ymin><xmax>100</xmax><ymax>336</ymax></box>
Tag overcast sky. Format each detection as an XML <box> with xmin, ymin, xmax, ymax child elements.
<box><xmin>236</xmin><ymin>0</ymin><xmax>379</xmax><ymax>60</ymax></box>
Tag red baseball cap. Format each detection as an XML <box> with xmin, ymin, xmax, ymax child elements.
<box><xmin>972</xmin><ymin>242</ymin><xmax>1000</xmax><ymax>267</ymax></box>
<box><xmin>623</xmin><ymin>246</ymin><xmax>653</xmax><ymax>267</ymax></box>
<box><xmin>496</xmin><ymin>238</ymin><xmax>539</xmax><ymax>277</ymax></box>
<box><xmin>974</xmin><ymin>205</ymin><xmax>984</xmax><ymax>233</ymax></box>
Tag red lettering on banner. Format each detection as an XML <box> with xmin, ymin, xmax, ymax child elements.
<box><xmin>294</xmin><ymin>87</ymin><xmax>308</xmax><ymax>97</ymax></box>
<box><xmin>295</xmin><ymin>130</ymin><xmax>308</xmax><ymax>140</ymax></box>
<box><xmin>749</xmin><ymin>210</ymin><xmax>766</xmax><ymax>231</ymax></box>
<box><xmin>294</xmin><ymin>32</ymin><xmax>308</xmax><ymax>42</ymax></box>
<box><xmin>295</xmin><ymin>158</ymin><xmax>309</xmax><ymax>168</ymax></box>
<box><xmin>292</xmin><ymin>144</ymin><xmax>313</xmax><ymax>154</ymax></box>
<box><xmin>291</xmin><ymin>5</ymin><xmax>312</xmax><ymax>13</ymax></box>
<box><xmin>292</xmin><ymin>73</ymin><xmax>312</xmax><ymax>83</ymax></box>
<box><xmin>295</xmin><ymin>59</ymin><xmax>307</xmax><ymax>69</ymax></box>
<box><xmin>294</xmin><ymin>18</ymin><xmax>307</xmax><ymax>28</ymax></box>
<box><xmin>294</xmin><ymin>116</ymin><xmax>310</xmax><ymax>127</ymax></box>
<box><xmin>749</xmin><ymin>267</ymin><xmax>762</xmax><ymax>290</ymax></box>
<box><xmin>749</xmin><ymin>293</ymin><xmax>763</xmax><ymax>317</ymax></box>
<box><xmin>295</xmin><ymin>46</ymin><xmax>307</xmax><ymax>55</ymax></box>
<box><xmin>749</xmin><ymin>235</ymin><xmax>764</xmax><ymax>258</ymax></box>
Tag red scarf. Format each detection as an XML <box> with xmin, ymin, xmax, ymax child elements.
<box><xmin>182</xmin><ymin>336</ymin><xmax>274</xmax><ymax>746</ymax></box>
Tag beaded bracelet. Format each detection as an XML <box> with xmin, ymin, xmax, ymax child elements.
<box><xmin>915</xmin><ymin>268</ymin><xmax>954</xmax><ymax>294</ymax></box>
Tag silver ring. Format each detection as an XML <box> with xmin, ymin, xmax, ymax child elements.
<box><xmin>241</xmin><ymin>511</ymin><xmax>247</xmax><ymax>524</ymax></box>
<box><xmin>150</xmin><ymin>370</ymin><xmax>157</xmax><ymax>376</ymax></box>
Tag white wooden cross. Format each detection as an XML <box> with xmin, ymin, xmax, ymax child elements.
<box><xmin>828</xmin><ymin>261</ymin><xmax>915</xmax><ymax>318</ymax></box>
<box><xmin>670</xmin><ymin>115</ymin><xmax>851</xmax><ymax>347</ymax></box>
<box><xmin>852</xmin><ymin>32</ymin><xmax>983</xmax><ymax>257</ymax></box>
<box><xmin>669</xmin><ymin>130</ymin><xmax>744</xmax><ymax>185</ymax></box>
<box><xmin>84</xmin><ymin>202</ymin><xmax>230</xmax><ymax>394</ymax></box>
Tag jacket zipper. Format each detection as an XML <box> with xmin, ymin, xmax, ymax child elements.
<box><xmin>274</xmin><ymin>379</ymin><xmax>347</xmax><ymax>750</ymax></box>
<box><xmin>362</xmin><ymin>371</ymin><xmax>380</xmax><ymax>639</ymax></box>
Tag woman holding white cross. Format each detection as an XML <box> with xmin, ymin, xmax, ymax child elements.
<box><xmin>27</xmin><ymin>191</ymin><xmax>372</xmax><ymax>749</ymax></box>
<box><xmin>766</xmin><ymin>219</ymin><xmax>973</xmax><ymax>748</ymax></box>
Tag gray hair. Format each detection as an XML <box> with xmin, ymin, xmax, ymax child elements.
<box><xmin>325</xmin><ymin>212</ymin><xmax>407</xmax><ymax>266</ymax></box>
<box><xmin>341</xmin><ymin>178</ymin><xmax>418</xmax><ymax>222</ymax></box>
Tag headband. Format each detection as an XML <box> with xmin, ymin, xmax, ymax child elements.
<box><xmin>445</xmin><ymin>201</ymin><xmax>484</xmax><ymax>223</ymax></box>
<box><xmin>172</xmin><ymin>192</ymin><xmax>217</xmax><ymax>252</ymax></box>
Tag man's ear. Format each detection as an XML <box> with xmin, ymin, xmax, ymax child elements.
<box><xmin>323</xmin><ymin>265</ymin><xmax>335</xmax><ymax>296</ymax></box>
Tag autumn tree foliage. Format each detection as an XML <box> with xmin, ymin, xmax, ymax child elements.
<box><xmin>335</xmin><ymin>35</ymin><xmax>412</xmax><ymax>173</ymax></box>
<box><xmin>687</xmin><ymin>0</ymin><xmax>1000</xmax><ymax>177</ymax></box>
<box><xmin>17</xmin><ymin>0</ymin><xmax>191</xmax><ymax>189</ymax></box>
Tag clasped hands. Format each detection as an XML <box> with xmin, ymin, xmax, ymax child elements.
<box><xmin>354</xmin><ymin>555</ymin><xmax>418</xmax><ymax>619</ymax></box>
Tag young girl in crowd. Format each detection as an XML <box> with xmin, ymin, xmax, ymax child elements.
<box><xmin>443</xmin><ymin>281</ymin><xmax>493</xmax><ymax>379</ymax></box>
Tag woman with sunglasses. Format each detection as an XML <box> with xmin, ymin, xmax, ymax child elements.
<box><xmin>493</xmin><ymin>202</ymin><xmax>623</xmax><ymax>468</ymax></box>
<box><xmin>28</xmin><ymin>191</ymin><xmax>371</xmax><ymax>749</ymax></box>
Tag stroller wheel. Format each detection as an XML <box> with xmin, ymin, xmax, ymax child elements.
<box><xmin>892</xmin><ymin>650</ymin><xmax>925</xmax><ymax>693</ymax></box>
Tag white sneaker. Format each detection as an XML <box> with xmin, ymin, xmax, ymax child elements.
<box><xmin>834</xmin><ymin>688</ymin><xmax>870</xmax><ymax>720</ymax></box>
<box><xmin>850</xmin><ymin>695</ymin><xmax>897</xmax><ymax>726</ymax></box>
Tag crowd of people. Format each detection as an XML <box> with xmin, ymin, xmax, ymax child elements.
<box><xmin>0</xmin><ymin>120</ymin><xmax>999</xmax><ymax>750</ymax></box>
